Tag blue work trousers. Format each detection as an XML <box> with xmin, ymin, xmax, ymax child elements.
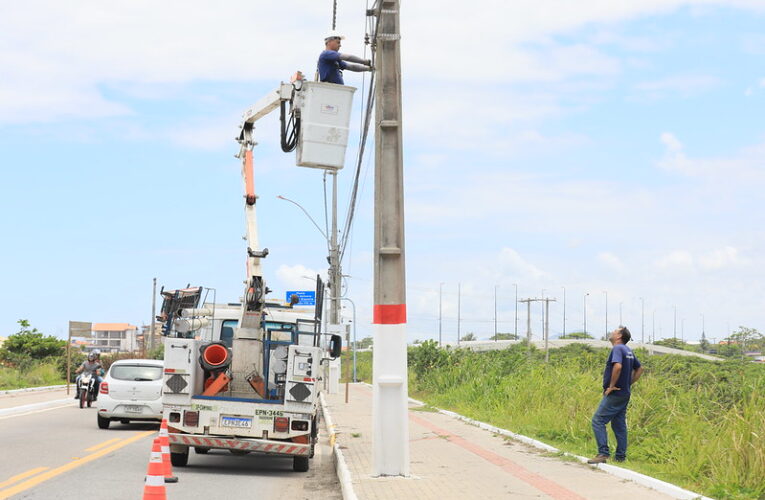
<box><xmin>591</xmin><ymin>393</ymin><xmax>630</xmax><ymax>459</ymax></box>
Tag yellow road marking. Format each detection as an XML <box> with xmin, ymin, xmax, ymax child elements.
<box><xmin>0</xmin><ymin>404</ymin><xmax>73</xmax><ymax>420</ymax></box>
<box><xmin>0</xmin><ymin>430</ymin><xmax>155</xmax><ymax>500</ymax></box>
<box><xmin>0</xmin><ymin>468</ymin><xmax>48</xmax><ymax>490</ymax></box>
<box><xmin>84</xmin><ymin>437</ymin><xmax>122</xmax><ymax>452</ymax></box>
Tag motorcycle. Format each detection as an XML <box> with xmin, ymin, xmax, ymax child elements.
<box><xmin>77</xmin><ymin>371</ymin><xmax>98</xmax><ymax>409</ymax></box>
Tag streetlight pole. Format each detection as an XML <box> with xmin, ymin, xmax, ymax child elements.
<box><xmin>602</xmin><ymin>291</ymin><xmax>608</xmax><ymax>339</ymax></box>
<box><xmin>562</xmin><ymin>286</ymin><xmax>566</xmax><ymax>338</ymax></box>
<box><xmin>640</xmin><ymin>297</ymin><xmax>645</xmax><ymax>344</ymax></box>
<box><xmin>457</xmin><ymin>283</ymin><xmax>461</xmax><ymax>346</ymax></box>
<box><xmin>584</xmin><ymin>292</ymin><xmax>589</xmax><ymax>336</ymax></box>
<box><xmin>513</xmin><ymin>283</ymin><xmax>518</xmax><ymax>339</ymax></box>
<box><xmin>673</xmin><ymin>305</ymin><xmax>677</xmax><ymax>342</ymax></box>
<box><xmin>494</xmin><ymin>285</ymin><xmax>498</xmax><ymax>341</ymax></box>
<box><xmin>438</xmin><ymin>282</ymin><xmax>444</xmax><ymax>347</ymax></box>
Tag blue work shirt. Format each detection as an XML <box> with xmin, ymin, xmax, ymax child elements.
<box><xmin>602</xmin><ymin>344</ymin><xmax>641</xmax><ymax>396</ymax></box>
<box><xmin>318</xmin><ymin>50</ymin><xmax>347</xmax><ymax>84</ymax></box>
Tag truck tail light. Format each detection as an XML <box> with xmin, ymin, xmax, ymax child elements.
<box><xmin>291</xmin><ymin>420</ymin><xmax>308</xmax><ymax>431</ymax></box>
<box><xmin>184</xmin><ymin>410</ymin><xmax>199</xmax><ymax>427</ymax></box>
<box><xmin>274</xmin><ymin>417</ymin><xmax>290</xmax><ymax>433</ymax></box>
<box><xmin>99</xmin><ymin>382</ymin><xmax>109</xmax><ymax>394</ymax></box>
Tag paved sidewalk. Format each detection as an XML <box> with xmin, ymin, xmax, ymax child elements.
<box><xmin>325</xmin><ymin>384</ymin><xmax>676</xmax><ymax>500</ymax></box>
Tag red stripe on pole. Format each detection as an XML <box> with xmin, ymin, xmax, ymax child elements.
<box><xmin>373</xmin><ymin>304</ymin><xmax>407</xmax><ymax>324</ymax></box>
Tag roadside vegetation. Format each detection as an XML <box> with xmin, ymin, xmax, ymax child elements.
<box><xmin>345</xmin><ymin>340</ymin><xmax>765</xmax><ymax>500</ymax></box>
<box><xmin>1</xmin><ymin>319</ymin><xmax>164</xmax><ymax>391</ymax></box>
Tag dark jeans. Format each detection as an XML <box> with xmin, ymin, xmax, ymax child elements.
<box><xmin>591</xmin><ymin>393</ymin><xmax>630</xmax><ymax>459</ymax></box>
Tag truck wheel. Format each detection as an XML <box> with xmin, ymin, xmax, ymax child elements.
<box><xmin>194</xmin><ymin>447</ymin><xmax>209</xmax><ymax>455</ymax></box>
<box><xmin>293</xmin><ymin>456</ymin><xmax>309</xmax><ymax>472</ymax></box>
<box><xmin>170</xmin><ymin>448</ymin><xmax>189</xmax><ymax>467</ymax></box>
<box><xmin>97</xmin><ymin>414</ymin><xmax>111</xmax><ymax>429</ymax></box>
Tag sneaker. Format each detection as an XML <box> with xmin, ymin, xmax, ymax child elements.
<box><xmin>587</xmin><ymin>455</ymin><xmax>609</xmax><ymax>464</ymax></box>
<box><xmin>613</xmin><ymin>457</ymin><xmax>625</xmax><ymax>463</ymax></box>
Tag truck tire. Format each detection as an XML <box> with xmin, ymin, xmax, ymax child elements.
<box><xmin>97</xmin><ymin>414</ymin><xmax>110</xmax><ymax>429</ymax></box>
<box><xmin>293</xmin><ymin>456</ymin><xmax>309</xmax><ymax>472</ymax></box>
<box><xmin>171</xmin><ymin>448</ymin><xmax>189</xmax><ymax>467</ymax></box>
<box><xmin>194</xmin><ymin>447</ymin><xmax>209</xmax><ymax>455</ymax></box>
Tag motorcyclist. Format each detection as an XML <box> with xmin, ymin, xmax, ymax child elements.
<box><xmin>74</xmin><ymin>351</ymin><xmax>103</xmax><ymax>400</ymax></box>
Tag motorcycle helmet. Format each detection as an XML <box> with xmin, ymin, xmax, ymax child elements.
<box><xmin>87</xmin><ymin>352</ymin><xmax>96</xmax><ymax>361</ymax></box>
<box><xmin>92</xmin><ymin>349</ymin><xmax>101</xmax><ymax>359</ymax></box>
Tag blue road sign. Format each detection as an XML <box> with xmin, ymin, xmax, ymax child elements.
<box><xmin>286</xmin><ymin>290</ymin><xmax>316</xmax><ymax>306</ymax></box>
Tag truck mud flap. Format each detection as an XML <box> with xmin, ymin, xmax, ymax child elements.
<box><xmin>169</xmin><ymin>433</ymin><xmax>310</xmax><ymax>456</ymax></box>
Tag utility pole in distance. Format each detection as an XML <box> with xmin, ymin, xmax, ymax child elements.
<box><xmin>542</xmin><ymin>297</ymin><xmax>557</xmax><ymax>362</ymax></box>
<box><xmin>371</xmin><ymin>0</ymin><xmax>408</xmax><ymax>477</ymax></box>
<box><xmin>150</xmin><ymin>277</ymin><xmax>157</xmax><ymax>351</ymax></box>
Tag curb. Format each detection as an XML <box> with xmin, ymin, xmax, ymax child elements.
<box><xmin>401</xmin><ymin>387</ymin><xmax>712</xmax><ymax>500</ymax></box>
<box><xmin>0</xmin><ymin>397</ymin><xmax>73</xmax><ymax>417</ymax></box>
<box><xmin>320</xmin><ymin>392</ymin><xmax>358</xmax><ymax>500</ymax></box>
<box><xmin>0</xmin><ymin>384</ymin><xmax>67</xmax><ymax>395</ymax></box>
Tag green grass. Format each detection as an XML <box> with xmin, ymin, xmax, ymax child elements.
<box><xmin>345</xmin><ymin>343</ymin><xmax>765</xmax><ymax>500</ymax></box>
<box><xmin>0</xmin><ymin>361</ymin><xmax>65</xmax><ymax>390</ymax></box>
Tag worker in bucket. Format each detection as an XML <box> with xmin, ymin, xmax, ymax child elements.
<box><xmin>318</xmin><ymin>31</ymin><xmax>373</xmax><ymax>85</ymax></box>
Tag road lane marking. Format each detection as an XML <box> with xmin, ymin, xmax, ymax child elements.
<box><xmin>84</xmin><ymin>437</ymin><xmax>122</xmax><ymax>452</ymax></box>
<box><xmin>0</xmin><ymin>468</ymin><xmax>49</xmax><ymax>490</ymax></box>
<box><xmin>0</xmin><ymin>404</ymin><xmax>74</xmax><ymax>420</ymax></box>
<box><xmin>409</xmin><ymin>414</ymin><xmax>588</xmax><ymax>500</ymax></box>
<box><xmin>0</xmin><ymin>430</ymin><xmax>155</xmax><ymax>500</ymax></box>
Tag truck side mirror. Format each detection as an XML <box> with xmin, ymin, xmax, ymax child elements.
<box><xmin>329</xmin><ymin>334</ymin><xmax>342</xmax><ymax>359</ymax></box>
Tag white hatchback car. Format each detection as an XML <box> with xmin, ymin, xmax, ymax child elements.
<box><xmin>96</xmin><ymin>359</ymin><xmax>163</xmax><ymax>429</ymax></box>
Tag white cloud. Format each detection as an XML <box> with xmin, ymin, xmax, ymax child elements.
<box><xmin>275</xmin><ymin>264</ymin><xmax>325</xmax><ymax>290</ymax></box>
<box><xmin>698</xmin><ymin>246</ymin><xmax>742</xmax><ymax>270</ymax></box>
<box><xmin>655</xmin><ymin>250</ymin><xmax>695</xmax><ymax>270</ymax></box>
<box><xmin>655</xmin><ymin>247</ymin><xmax>746</xmax><ymax>272</ymax></box>
<box><xmin>598</xmin><ymin>252</ymin><xmax>625</xmax><ymax>272</ymax></box>
<box><xmin>633</xmin><ymin>74</ymin><xmax>722</xmax><ymax>100</ymax></box>
<box><xmin>657</xmin><ymin>132</ymin><xmax>765</xmax><ymax>180</ymax></box>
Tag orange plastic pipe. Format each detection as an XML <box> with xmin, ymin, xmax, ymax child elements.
<box><xmin>201</xmin><ymin>372</ymin><xmax>231</xmax><ymax>396</ymax></box>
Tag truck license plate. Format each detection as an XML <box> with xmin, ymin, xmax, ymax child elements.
<box><xmin>124</xmin><ymin>405</ymin><xmax>142</xmax><ymax>413</ymax></box>
<box><xmin>221</xmin><ymin>416</ymin><xmax>252</xmax><ymax>428</ymax></box>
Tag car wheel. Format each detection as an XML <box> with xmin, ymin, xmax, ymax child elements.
<box><xmin>97</xmin><ymin>414</ymin><xmax>111</xmax><ymax>429</ymax></box>
<box><xmin>171</xmin><ymin>448</ymin><xmax>189</xmax><ymax>467</ymax></box>
<box><xmin>293</xmin><ymin>456</ymin><xmax>309</xmax><ymax>472</ymax></box>
<box><xmin>194</xmin><ymin>447</ymin><xmax>209</xmax><ymax>455</ymax></box>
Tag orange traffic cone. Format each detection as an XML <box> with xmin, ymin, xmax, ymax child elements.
<box><xmin>159</xmin><ymin>419</ymin><xmax>178</xmax><ymax>483</ymax></box>
<box><xmin>143</xmin><ymin>438</ymin><xmax>166</xmax><ymax>500</ymax></box>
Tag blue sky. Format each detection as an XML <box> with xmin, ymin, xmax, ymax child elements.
<box><xmin>1</xmin><ymin>1</ymin><xmax>764</xmax><ymax>344</ymax></box>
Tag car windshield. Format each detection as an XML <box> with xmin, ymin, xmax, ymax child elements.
<box><xmin>110</xmin><ymin>365</ymin><xmax>162</xmax><ymax>381</ymax></box>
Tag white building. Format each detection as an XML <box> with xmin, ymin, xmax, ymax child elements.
<box><xmin>89</xmin><ymin>323</ymin><xmax>139</xmax><ymax>353</ymax></box>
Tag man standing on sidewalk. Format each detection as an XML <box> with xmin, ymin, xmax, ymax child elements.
<box><xmin>588</xmin><ymin>326</ymin><xmax>644</xmax><ymax>464</ymax></box>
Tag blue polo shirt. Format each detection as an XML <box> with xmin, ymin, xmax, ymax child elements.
<box><xmin>318</xmin><ymin>50</ymin><xmax>347</xmax><ymax>84</ymax></box>
<box><xmin>602</xmin><ymin>344</ymin><xmax>641</xmax><ymax>396</ymax></box>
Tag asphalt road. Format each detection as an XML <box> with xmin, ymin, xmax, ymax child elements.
<box><xmin>0</xmin><ymin>389</ymin><xmax>341</xmax><ymax>500</ymax></box>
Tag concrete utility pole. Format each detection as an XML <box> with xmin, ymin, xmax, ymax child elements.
<box><xmin>329</xmin><ymin>172</ymin><xmax>341</xmax><ymax>326</ymax></box>
<box><xmin>518</xmin><ymin>298</ymin><xmax>535</xmax><ymax>341</ymax></box>
<box><xmin>542</xmin><ymin>297</ymin><xmax>557</xmax><ymax>363</ymax></box>
<box><xmin>513</xmin><ymin>283</ymin><xmax>518</xmax><ymax>338</ymax></box>
<box><xmin>371</xmin><ymin>0</ymin><xmax>409</xmax><ymax>477</ymax></box>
